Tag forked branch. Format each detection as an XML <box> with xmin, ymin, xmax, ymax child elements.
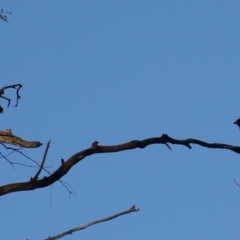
<box><xmin>33</xmin><ymin>140</ymin><xmax>51</xmax><ymax>180</ymax></box>
<box><xmin>0</xmin><ymin>84</ymin><xmax>22</xmax><ymax>113</ymax></box>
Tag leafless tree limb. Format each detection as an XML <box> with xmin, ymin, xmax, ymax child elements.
<box><xmin>42</xmin><ymin>205</ymin><xmax>139</xmax><ymax>240</ymax></box>
<box><xmin>0</xmin><ymin>84</ymin><xmax>22</xmax><ymax>110</ymax></box>
<box><xmin>0</xmin><ymin>134</ymin><xmax>240</xmax><ymax>196</ymax></box>
<box><xmin>2</xmin><ymin>83</ymin><xmax>238</xmax><ymax>239</ymax></box>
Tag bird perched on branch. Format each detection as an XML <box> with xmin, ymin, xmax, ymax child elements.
<box><xmin>234</xmin><ymin>119</ymin><xmax>240</xmax><ymax>128</ymax></box>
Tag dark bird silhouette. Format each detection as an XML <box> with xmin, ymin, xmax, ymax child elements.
<box><xmin>234</xmin><ymin>119</ymin><xmax>240</xmax><ymax>128</ymax></box>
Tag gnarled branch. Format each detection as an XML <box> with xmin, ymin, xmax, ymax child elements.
<box><xmin>0</xmin><ymin>84</ymin><xmax>22</xmax><ymax>113</ymax></box>
<box><xmin>0</xmin><ymin>133</ymin><xmax>239</xmax><ymax>196</ymax></box>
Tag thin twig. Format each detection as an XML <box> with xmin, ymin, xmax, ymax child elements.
<box><xmin>0</xmin><ymin>152</ymin><xmax>14</xmax><ymax>169</ymax></box>
<box><xmin>18</xmin><ymin>148</ymin><xmax>74</xmax><ymax>195</ymax></box>
<box><xmin>0</xmin><ymin>84</ymin><xmax>22</xmax><ymax>108</ymax></box>
<box><xmin>0</xmin><ymin>142</ymin><xmax>20</xmax><ymax>151</ymax></box>
<box><xmin>33</xmin><ymin>140</ymin><xmax>51</xmax><ymax>180</ymax></box>
<box><xmin>233</xmin><ymin>178</ymin><xmax>240</xmax><ymax>188</ymax></box>
<box><xmin>10</xmin><ymin>162</ymin><xmax>39</xmax><ymax>168</ymax></box>
<box><xmin>43</xmin><ymin>205</ymin><xmax>139</xmax><ymax>240</ymax></box>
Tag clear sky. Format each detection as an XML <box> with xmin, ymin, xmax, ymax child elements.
<box><xmin>1</xmin><ymin>1</ymin><xmax>240</xmax><ymax>239</ymax></box>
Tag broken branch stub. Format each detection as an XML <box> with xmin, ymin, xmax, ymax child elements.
<box><xmin>0</xmin><ymin>129</ymin><xmax>42</xmax><ymax>148</ymax></box>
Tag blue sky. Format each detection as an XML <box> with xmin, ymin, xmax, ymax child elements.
<box><xmin>1</xmin><ymin>1</ymin><xmax>240</xmax><ymax>239</ymax></box>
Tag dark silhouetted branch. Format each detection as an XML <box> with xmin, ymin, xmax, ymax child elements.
<box><xmin>0</xmin><ymin>84</ymin><xmax>22</xmax><ymax>112</ymax></box>
<box><xmin>33</xmin><ymin>140</ymin><xmax>51</xmax><ymax>180</ymax></box>
<box><xmin>0</xmin><ymin>134</ymin><xmax>239</xmax><ymax>196</ymax></box>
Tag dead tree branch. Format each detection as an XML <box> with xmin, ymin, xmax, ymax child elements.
<box><xmin>42</xmin><ymin>205</ymin><xmax>139</xmax><ymax>240</ymax></box>
<box><xmin>0</xmin><ymin>84</ymin><xmax>22</xmax><ymax>112</ymax></box>
<box><xmin>0</xmin><ymin>129</ymin><xmax>42</xmax><ymax>148</ymax></box>
<box><xmin>0</xmin><ymin>133</ymin><xmax>239</xmax><ymax>196</ymax></box>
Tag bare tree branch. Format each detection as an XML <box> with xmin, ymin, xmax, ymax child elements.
<box><xmin>42</xmin><ymin>205</ymin><xmax>139</xmax><ymax>240</ymax></box>
<box><xmin>0</xmin><ymin>129</ymin><xmax>42</xmax><ymax>148</ymax></box>
<box><xmin>0</xmin><ymin>84</ymin><xmax>22</xmax><ymax>109</ymax></box>
<box><xmin>1</xmin><ymin>83</ymin><xmax>236</xmax><ymax>238</ymax></box>
<box><xmin>0</xmin><ymin>134</ymin><xmax>239</xmax><ymax>196</ymax></box>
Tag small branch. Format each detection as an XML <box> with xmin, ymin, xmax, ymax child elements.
<box><xmin>14</xmin><ymin>84</ymin><xmax>22</xmax><ymax>107</ymax></box>
<box><xmin>33</xmin><ymin>141</ymin><xmax>51</xmax><ymax>180</ymax></box>
<box><xmin>165</xmin><ymin>142</ymin><xmax>172</xmax><ymax>150</ymax></box>
<box><xmin>17</xmin><ymin>149</ymin><xmax>74</xmax><ymax>196</ymax></box>
<box><xmin>7</xmin><ymin>162</ymin><xmax>39</xmax><ymax>168</ymax></box>
<box><xmin>0</xmin><ymin>84</ymin><xmax>22</xmax><ymax>111</ymax></box>
<box><xmin>43</xmin><ymin>205</ymin><xmax>139</xmax><ymax>240</ymax></box>
<box><xmin>0</xmin><ymin>152</ymin><xmax>14</xmax><ymax>169</ymax></box>
<box><xmin>0</xmin><ymin>95</ymin><xmax>11</xmax><ymax>107</ymax></box>
<box><xmin>233</xmin><ymin>178</ymin><xmax>240</xmax><ymax>188</ymax></box>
